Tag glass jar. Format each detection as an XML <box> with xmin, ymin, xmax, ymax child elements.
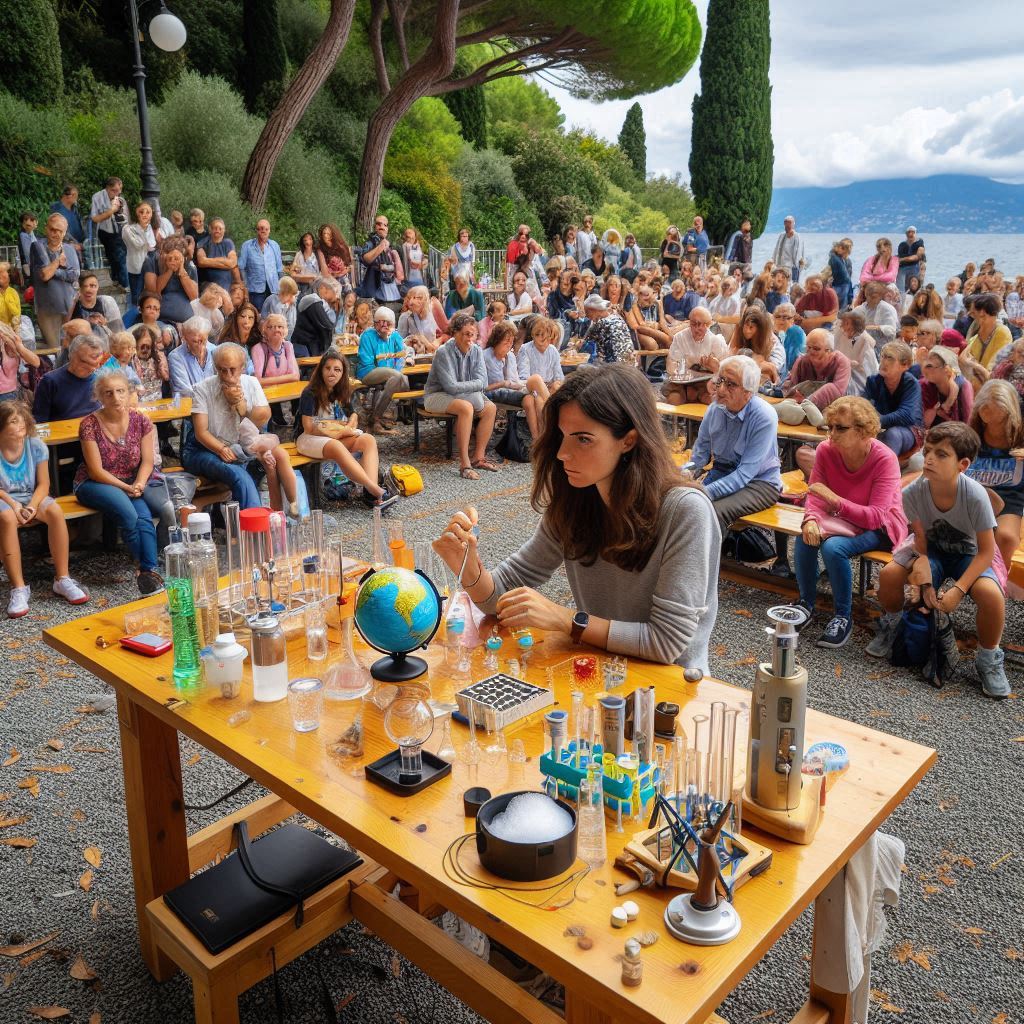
<box><xmin>249</xmin><ymin>614</ymin><xmax>288</xmax><ymax>702</ymax></box>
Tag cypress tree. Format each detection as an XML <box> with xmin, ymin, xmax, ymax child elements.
<box><xmin>617</xmin><ymin>102</ymin><xmax>646</xmax><ymax>179</ymax></box>
<box><xmin>242</xmin><ymin>0</ymin><xmax>288</xmax><ymax>116</ymax></box>
<box><xmin>688</xmin><ymin>0</ymin><xmax>773</xmax><ymax>243</ymax></box>
<box><xmin>0</xmin><ymin>0</ymin><xmax>63</xmax><ymax>103</ymax></box>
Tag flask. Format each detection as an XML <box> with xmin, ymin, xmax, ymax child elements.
<box><xmin>164</xmin><ymin>541</ymin><xmax>202</xmax><ymax>688</ymax></box>
<box><xmin>388</xmin><ymin>520</ymin><xmax>413</xmax><ymax>569</ymax></box>
<box><xmin>324</xmin><ymin>616</ymin><xmax>371</xmax><ymax>700</ymax></box>
<box><xmin>249</xmin><ymin>614</ymin><xmax>288</xmax><ymax>702</ymax></box>
<box><xmin>186</xmin><ymin>512</ymin><xmax>219</xmax><ymax>647</ymax></box>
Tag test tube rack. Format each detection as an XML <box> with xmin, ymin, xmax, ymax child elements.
<box><xmin>538</xmin><ymin>742</ymin><xmax>660</xmax><ymax>816</ymax></box>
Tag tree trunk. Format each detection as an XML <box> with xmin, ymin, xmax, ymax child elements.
<box><xmin>241</xmin><ymin>0</ymin><xmax>357</xmax><ymax>211</ymax></box>
<box><xmin>353</xmin><ymin>0</ymin><xmax>460</xmax><ymax>237</ymax></box>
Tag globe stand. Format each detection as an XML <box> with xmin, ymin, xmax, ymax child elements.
<box><xmin>370</xmin><ymin>652</ymin><xmax>429</xmax><ymax>683</ymax></box>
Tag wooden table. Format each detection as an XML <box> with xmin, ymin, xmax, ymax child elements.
<box><xmin>45</xmin><ymin>601</ymin><xmax>934</xmax><ymax>1024</ymax></box>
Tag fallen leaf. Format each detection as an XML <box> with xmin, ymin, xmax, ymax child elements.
<box><xmin>834</xmin><ymin>663</ymin><xmax>842</xmax><ymax>678</ymax></box>
<box><xmin>0</xmin><ymin>837</ymin><xmax>36</xmax><ymax>848</ymax></box>
<box><xmin>45</xmin><ymin>740</ymin><xmax>64</xmax><ymax>752</ymax></box>
<box><xmin>335</xmin><ymin>995</ymin><xmax>354</xmax><ymax>1012</ymax></box>
<box><xmin>733</xmin><ymin>608</ymin><xmax>752</xmax><ymax>617</ymax></box>
<box><xmin>185</xmin><ymin>753</ymin><xmax>201</xmax><ymax>767</ymax></box>
<box><xmin>20</xmin><ymin>948</ymin><xmax>50</xmax><ymax>968</ymax></box>
<box><xmin>72</xmin><ymin>745</ymin><xmax>109</xmax><ymax>754</ymax></box>
<box><xmin>90</xmin><ymin>900</ymin><xmax>100</xmax><ymax>921</ymax></box>
<box><xmin>17</xmin><ymin>776</ymin><xmax>40</xmax><ymax>798</ymax></box>
<box><xmin>0</xmin><ymin>931</ymin><xmax>59</xmax><ymax>958</ymax></box>
<box><xmin>28</xmin><ymin>1009</ymin><xmax>70</xmax><ymax>1020</ymax></box>
<box><xmin>922</xmin><ymin>884</ymin><xmax>941</xmax><ymax>896</ymax></box>
<box><xmin>69</xmin><ymin>955</ymin><xmax>96</xmax><ymax>981</ymax></box>
<box><xmin>989</xmin><ymin>853</ymin><xmax>1012</xmax><ymax>870</ymax></box>
<box><xmin>2</xmin><ymin>749</ymin><xmax>21</xmax><ymax>767</ymax></box>
<box><xmin>729</xmin><ymin>655</ymin><xmax>758</xmax><ymax>666</ymax></box>
<box><xmin>713</xmin><ymin>644</ymin><xmax>728</xmax><ymax>657</ymax></box>
<box><xmin>870</xmin><ymin>989</ymin><xmax>905</xmax><ymax>1013</ymax></box>
<box><xmin>71</xmin><ymin>810</ymin><xmax>86</xmax><ymax>823</ymax></box>
<box><xmin>0</xmin><ymin>815</ymin><xmax>28</xmax><ymax>828</ymax></box>
<box><xmin>753</xmin><ymin>1012</ymin><xmax>776</xmax><ymax>1020</ymax></box>
<box><xmin>79</xmin><ymin>870</ymin><xmax>93</xmax><ymax>892</ymax></box>
<box><xmin>31</xmin><ymin>765</ymin><xmax>73</xmax><ymax>774</ymax></box>
<box><xmin>992</xmin><ymin>1015</ymin><xmax>1009</xmax><ymax>1024</ymax></box>
<box><xmin>962</xmin><ymin>927</ymin><xmax>987</xmax><ymax>936</ymax></box>
<box><xmin>83</xmin><ymin>846</ymin><xmax>102</xmax><ymax>868</ymax></box>
<box><xmin>390</xmin><ymin>953</ymin><xmax>401</xmax><ymax>978</ymax></box>
<box><xmin>2</xmin><ymin>972</ymin><xmax>12</xmax><ymax>990</ymax></box>
<box><xmin>89</xmin><ymin>1015</ymin><xmax>100</xmax><ymax>1024</ymax></box>
<box><xmin>892</xmin><ymin>940</ymin><xmax>934</xmax><ymax>971</ymax></box>
<box><xmin>935</xmin><ymin>992</ymin><xmax>950</xmax><ymax>1002</ymax></box>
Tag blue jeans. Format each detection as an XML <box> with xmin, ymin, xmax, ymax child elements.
<box><xmin>182</xmin><ymin>438</ymin><xmax>262</xmax><ymax>509</ymax></box>
<box><xmin>99</xmin><ymin>231</ymin><xmax>128</xmax><ymax>288</ymax></box>
<box><xmin>75</xmin><ymin>479</ymin><xmax>159</xmax><ymax>572</ymax></box>
<box><xmin>794</xmin><ymin>527</ymin><xmax>890</xmax><ymax>619</ymax></box>
<box><xmin>927</xmin><ymin>549</ymin><xmax>1001</xmax><ymax>590</ymax></box>
<box><xmin>128</xmin><ymin>270</ymin><xmax>145</xmax><ymax>307</ymax></box>
<box><xmin>878</xmin><ymin>426</ymin><xmax>916</xmax><ymax>455</ymax></box>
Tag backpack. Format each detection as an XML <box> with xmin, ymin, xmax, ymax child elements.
<box><xmin>385</xmin><ymin>463</ymin><xmax>423</xmax><ymax>497</ymax></box>
<box><xmin>723</xmin><ymin>525</ymin><xmax>776</xmax><ymax>564</ymax></box>
<box><xmin>890</xmin><ymin>607</ymin><xmax>934</xmax><ymax>668</ymax></box>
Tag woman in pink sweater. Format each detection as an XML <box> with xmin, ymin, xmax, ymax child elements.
<box><xmin>792</xmin><ymin>396</ymin><xmax>909</xmax><ymax>648</ymax></box>
<box><xmin>859</xmin><ymin>238</ymin><xmax>900</xmax><ymax>285</ymax></box>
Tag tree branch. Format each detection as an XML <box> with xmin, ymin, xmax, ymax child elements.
<box><xmin>387</xmin><ymin>0</ymin><xmax>410</xmax><ymax>71</ymax></box>
<box><xmin>454</xmin><ymin>17</ymin><xmax>520</xmax><ymax>46</ymax></box>
<box><xmin>369</xmin><ymin>0</ymin><xmax>391</xmax><ymax>96</ymax></box>
<box><xmin>428</xmin><ymin>55</ymin><xmax>571</xmax><ymax>95</ymax></box>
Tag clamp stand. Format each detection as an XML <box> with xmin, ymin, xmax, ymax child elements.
<box><xmin>664</xmin><ymin>803</ymin><xmax>741</xmax><ymax>945</ymax></box>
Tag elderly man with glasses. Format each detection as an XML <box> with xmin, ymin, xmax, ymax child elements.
<box><xmin>664</xmin><ymin>306</ymin><xmax>728</xmax><ymax>404</ymax></box>
<box><xmin>680</xmin><ymin>354</ymin><xmax>782</xmax><ymax>533</ymax></box>
<box><xmin>355</xmin><ymin>306</ymin><xmax>411</xmax><ymax>432</ymax></box>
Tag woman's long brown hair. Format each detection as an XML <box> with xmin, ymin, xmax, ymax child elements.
<box><xmin>308</xmin><ymin>351</ymin><xmax>352</xmax><ymax>412</ymax></box>
<box><xmin>530</xmin><ymin>363</ymin><xmax>693</xmax><ymax>572</ymax></box>
<box><xmin>735</xmin><ymin>307</ymin><xmax>775</xmax><ymax>360</ymax></box>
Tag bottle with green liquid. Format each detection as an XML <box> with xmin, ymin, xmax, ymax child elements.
<box><xmin>165</xmin><ymin>540</ymin><xmax>202</xmax><ymax>688</ymax></box>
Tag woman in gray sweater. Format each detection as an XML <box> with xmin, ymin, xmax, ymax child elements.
<box><xmin>434</xmin><ymin>364</ymin><xmax>720</xmax><ymax>671</ymax></box>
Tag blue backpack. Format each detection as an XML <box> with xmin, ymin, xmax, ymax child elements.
<box><xmin>890</xmin><ymin>608</ymin><xmax>934</xmax><ymax>668</ymax></box>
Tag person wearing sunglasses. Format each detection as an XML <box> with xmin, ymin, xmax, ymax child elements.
<box><xmin>680</xmin><ymin>354</ymin><xmax>782</xmax><ymax>533</ymax></box>
<box><xmin>355</xmin><ymin>305</ymin><xmax>411</xmax><ymax>432</ymax></box>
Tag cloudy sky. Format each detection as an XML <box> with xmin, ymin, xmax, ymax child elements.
<box><xmin>547</xmin><ymin>1</ymin><xmax>1024</xmax><ymax>188</ymax></box>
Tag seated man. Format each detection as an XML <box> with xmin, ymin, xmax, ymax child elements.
<box><xmin>664</xmin><ymin>306</ymin><xmax>728</xmax><ymax>405</ymax></box>
<box><xmin>423</xmin><ymin>311</ymin><xmax>497</xmax><ymax>480</ymax></box>
<box><xmin>584</xmin><ymin>295</ymin><xmax>635</xmax><ymax>366</ymax></box>
<box><xmin>355</xmin><ymin>306</ymin><xmax>411</xmax><ymax>432</ymax></box>
<box><xmin>181</xmin><ymin>342</ymin><xmax>298</xmax><ymax>512</ymax></box>
<box><xmin>795</xmin><ymin>274</ymin><xmax>839</xmax><ymax>332</ymax></box>
<box><xmin>169</xmin><ymin>317</ymin><xmax>254</xmax><ymax>397</ymax></box>
<box><xmin>681</xmin><ymin>354</ymin><xmax>782</xmax><ymax>534</ymax></box>
<box><xmin>780</xmin><ymin>328</ymin><xmax>852</xmax><ymax>420</ymax></box>
<box><xmin>444</xmin><ymin>273</ymin><xmax>485</xmax><ymax>321</ymax></box>
<box><xmin>863</xmin><ymin>340</ymin><xmax>923</xmax><ymax>455</ymax></box>
<box><xmin>55</xmin><ymin>319</ymin><xmax>106</xmax><ymax>368</ymax></box>
<box><xmin>32</xmin><ymin>334</ymin><xmax>106</xmax><ymax>422</ymax></box>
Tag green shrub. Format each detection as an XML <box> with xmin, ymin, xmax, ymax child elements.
<box><xmin>485</xmin><ymin>77</ymin><xmax>564</xmax><ymax>132</ymax></box>
<box><xmin>279</xmin><ymin>0</ymin><xmax>325</xmax><ymax>65</ymax></box>
<box><xmin>1</xmin><ymin>0</ymin><xmax>64</xmax><ymax>103</ymax></box>
<box><xmin>269</xmin><ymin>136</ymin><xmax>354</xmax><ymax>239</ymax></box>
<box><xmin>545</xmin><ymin>195</ymin><xmax>589</xmax><ymax>241</ymax></box>
<box><xmin>157</xmin><ymin>165</ymin><xmax>255</xmax><ymax>241</ymax></box>
<box><xmin>570</xmin><ymin>130</ymin><xmax>640</xmax><ymax>193</ymax></box>
<box><xmin>385</xmin><ymin>168</ymin><xmax>459</xmax><ymax>249</ymax></box>
<box><xmin>374</xmin><ymin>189</ymin><xmax>413</xmax><ymax>241</ymax></box>
<box><xmin>452</xmin><ymin>146</ymin><xmax>539</xmax><ymax>248</ymax></box>
<box><xmin>640</xmin><ymin>174</ymin><xmax>696</xmax><ymax>228</ymax></box>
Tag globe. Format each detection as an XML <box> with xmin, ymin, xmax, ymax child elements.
<box><xmin>353</xmin><ymin>566</ymin><xmax>443</xmax><ymax>682</ymax></box>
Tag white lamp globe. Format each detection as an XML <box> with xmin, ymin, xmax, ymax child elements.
<box><xmin>149</xmin><ymin>11</ymin><xmax>187</xmax><ymax>52</ymax></box>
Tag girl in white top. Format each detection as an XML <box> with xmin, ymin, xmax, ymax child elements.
<box><xmin>507</xmin><ymin>270</ymin><xmax>534</xmax><ymax>321</ymax></box>
<box><xmin>832</xmin><ymin>308</ymin><xmax>878</xmax><ymax>394</ymax></box>
<box><xmin>448</xmin><ymin>228</ymin><xmax>476</xmax><ymax>284</ymax></box>
<box><xmin>483</xmin><ymin>321</ymin><xmax>544</xmax><ymax>437</ymax></box>
<box><xmin>517</xmin><ymin>317</ymin><xmax>565</xmax><ymax>395</ymax></box>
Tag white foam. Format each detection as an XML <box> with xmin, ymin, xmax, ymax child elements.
<box><xmin>486</xmin><ymin>792</ymin><xmax>574</xmax><ymax>844</ymax></box>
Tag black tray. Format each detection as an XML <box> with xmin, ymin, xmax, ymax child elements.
<box><xmin>365</xmin><ymin>748</ymin><xmax>452</xmax><ymax>796</ymax></box>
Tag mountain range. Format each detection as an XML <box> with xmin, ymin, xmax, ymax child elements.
<box><xmin>765</xmin><ymin>175</ymin><xmax>1024</xmax><ymax>233</ymax></box>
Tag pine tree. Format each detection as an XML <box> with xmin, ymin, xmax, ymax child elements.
<box><xmin>242</xmin><ymin>0</ymin><xmax>288</xmax><ymax>116</ymax></box>
<box><xmin>688</xmin><ymin>0</ymin><xmax>773</xmax><ymax>243</ymax></box>
<box><xmin>617</xmin><ymin>102</ymin><xmax>646</xmax><ymax>180</ymax></box>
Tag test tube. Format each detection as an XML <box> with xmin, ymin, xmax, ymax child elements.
<box><xmin>655</xmin><ymin>744</ymin><xmax>667</xmax><ymax>797</ymax></box>
<box><xmin>722</xmin><ymin>708</ymin><xmax>739</xmax><ymax>808</ymax></box>
<box><xmin>571</xmin><ymin>691</ymin><xmax>584</xmax><ymax>768</ymax></box>
<box><xmin>685</xmin><ymin>748</ymin><xmax>700</xmax><ymax>821</ymax></box>
<box><xmin>673</xmin><ymin>732</ymin><xmax>687</xmax><ymax>813</ymax></box>
<box><xmin>224</xmin><ymin>501</ymin><xmax>241</xmax><ymax>610</ymax></box>
<box><xmin>617</xmin><ymin>752</ymin><xmax>641</xmax><ymax>822</ymax></box>
<box><xmin>709</xmin><ymin>701</ymin><xmax>726</xmax><ymax>810</ymax></box>
<box><xmin>268</xmin><ymin>511</ymin><xmax>290</xmax><ymax>608</ymax></box>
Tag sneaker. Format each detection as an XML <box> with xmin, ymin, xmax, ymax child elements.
<box><xmin>789</xmin><ymin>599</ymin><xmax>815</xmax><ymax>630</ymax></box>
<box><xmin>52</xmin><ymin>576</ymin><xmax>89</xmax><ymax>605</ymax></box>
<box><xmin>976</xmin><ymin>646</ymin><xmax>1011</xmax><ymax>699</ymax></box>
<box><xmin>375</xmin><ymin>489</ymin><xmax>400</xmax><ymax>514</ymax></box>
<box><xmin>7</xmin><ymin>586</ymin><xmax>30</xmax><ymax>618</ymax></box>
<box><xmin>137</xmin><ymin>570</ymin><xmax>165</xmax><ymax>596</ymax></box>
<box><xmin>817</xmin><ymin>615</ymin><xmax>852</xmax><ymax>649</ymax></box>
<box><xmin>866</xmin><ymin>613</ymin><xmax>899</xmax><ymax>659</ymax></box>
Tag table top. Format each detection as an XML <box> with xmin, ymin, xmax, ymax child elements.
<box><xmin>45</xmin><ymin>600</ymin><xmax>935</xmax><ymax>1024</ymax></box>
<box><xmin>657</xmin><ymin>401</ymin><xmax>827</xmax><ymax>444</ymax></box>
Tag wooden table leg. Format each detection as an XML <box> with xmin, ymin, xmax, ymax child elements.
<box><xmin>564</xmin><ymin>990</ymin><xmax>613</xmax><ymax>1024</ymax></box>
<box><xmin>118</xmin><ymin>693</ymin><xmax>190</xmax><ymax>981</ymax></box>
<box><xmin>791</xmin><ymin>871</ymin><xmax>854</xmax><ymax>1024</ymax></box>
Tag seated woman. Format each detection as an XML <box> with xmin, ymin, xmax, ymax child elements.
<box><xmin>295</xmin><ymin>351</ymin><xmax>397</xmax><ymax>510</ymax></box>
<box><xmin>190</xmin><ymin>283</ymin><xmax>232</xmax><ymax>338</ymax></box>
<box><xmin>0</xmin><ymin>401</ymin><xmax>89</xmax><ymax>617</ymax></box>
<box><xmin>627</xmin><ymin>284</ymin><xmax>670</xmax><ymax>350</ymax></box>
<box><xmin>228</xmin><ymin>281</ymin><xmax>249</xmax><ymax>310</ymax></box>
<box><xmin>478</xmin><ymin>299</ymin><xmax>508</xmax><ymax>348</ymax></box>
<box><xmin>483</xmin><ymin>321</ymin><xmax>544</xmax><ymax>438</ymax></box>
<box><xmin>922</xmin><ymin>345</ymin><xmax>973</xmax><ymax>425</ymax></box>
<box><xmin>260</xmin><ymin>275</ymin><xmax>299</xmax><ymax>339</ymax></box>
<box><xmin>423</xmin><ymin>312</ymin><xmax>497</xmax><ymax>479</ymax></box>
<box><xmin>730</xmin><ymin>307</ymin><xmax>784</xmax><ymax>389</ymax></box>
<box><xmin>859</xmin><ymin>238</ymin><xmax>899</xmax><ymax>285</ymax></box>
<box><xmin>601</xmin><ymin>275</ymin><xmax>634</xmax><ymax>320</ymax></box>
<box><xmin>397</xmin><ymin>284</ymin><xmax>443</xmax><ymax>354</ymax></box>
<box><xmin>792</xmin><ymin>396</ymin><xmax>908</xmax><ymax>648</ymax></box>
<box><xmin>547</xmin><ymin>269</ymin><xmax>581</xmax><ymax>340</ymax></box>
<box><xmin>681</xmin><ymin>355</ymin><xmax>782</xmax><ymax>535</ymax></box>
<box><xmin>143</xmin><ymin>237</ymin><xmax>199</xmax><ymax>326</ymax></box>
<box><xmin>0</xmin><ymin>321</ymin><xmax>40</xmax><ymax>403</ymax></box>
<box><xmin>772</xmin><ymin>303</ymin><xmax>806</xmax><ymax>371</ymax></box>
<box><xmin>967</xmin><ymin>379</ymin><xmax>1024</xmax><ymax>573</ymax></box>
<box><xmin>832</xmin><ymin>307</ymin><xmax>877</xmax><ymax>394</ymax></box>
<box><xmin>74</xmin><ymin>369</ymin><xmax>174</xmax><ymax>596</ymax></box>
<box><xmin>434</xmin><ymin>363</ymin><xmax>720</xmax><ymax>671</ymax></box>
<box><xmin>863</xmin><ymin>341</ymin><xmax>923</xmax><ymax>456</ymax></box>
<box><xmin>963</xmin><ymin>293</ymin><xmax>1013</xmax><ymax>375</ymax></box>
<box><xmin>182</xmin><ymin>343</ymin><xmax>299</xmax><ymax>513</ymax></box>
<box><xmin>136</xmin><ymin>291</ymin><xmax>177</xmax><ymax>351</ymax></box>
<box><xmin>292</xmin><ymin>276</ymin><xmax>342</xmax><ymax>359</ymax></box>
<box><xmin>517</xmin><ymin>317</ymin><xmax>565</xmax><ymax>395</ymax></box>
<box><xmin>778</xmin><ymin>329</ymin><xmax>852</xmax><ymax>427</ymax></box>
<box><xmin>444</xmin><ymin>274</ymin><xmax>485</xmax><ymax>321</ymax></box>
<box><xmin>251</xmin><ymin>312</ymin><xmax>299</xmax><ymax>427</ymax></box>
<box><xmin>992</xmin><ymin>337</ymin><xmax>1024</xmax><ymax>401</ymax></box>
<box><xmin>912</xmin><ymin>318</ymin><xmax>943</xmax><ymax>375</ymax></box>
<box><xmin>219</xmin><ymin>301</ymin><xmax>262</xmax><ymax>352</ymax></box>
<box><xmin>355</xmin><ymin>306</ymin><xmax>411</xmax><ymax>432</ymax></box>
<box><xmin>333</xmin><ymin>290</ymin><xmax>357</xmax><ymax>340</ymax></box>
<box><xmin>353</xmin><ymin>299</ymin><xmax>374</xmax><ymax>336</ymax></box>
<box><xmin>102</xmin><ymin>331</ymin><xmax>144</xmax><ymax>395</ymax></box>
<box><xmin>507</xmin><ymin>270</ymin><xmax>536</xmax><ymax>324</ymax></box>
<box><xmin>289</xmin><ymin>232</ymin><xmax>319</xmax><ymax>295</ymax></box>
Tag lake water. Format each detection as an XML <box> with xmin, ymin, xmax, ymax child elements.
<box><xmin>750</xmin><ymin>232</ymin><xmax>1024</xmax><ymax>289</ymax></box>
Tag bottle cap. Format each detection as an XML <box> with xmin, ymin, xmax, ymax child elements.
<box><xmin>187</xmin><ymin>512</ymin><xmax>212</xmax><ymax>538</ymax></box>
<box><xmin>248</xmin><ymin>614</ymin><xmax>280</xmax><ymax>632</ymax></box>
<box><xmin>239</xmin><ymin>507</ymin><xmax>271</xmax><ymax>533</ymax></box>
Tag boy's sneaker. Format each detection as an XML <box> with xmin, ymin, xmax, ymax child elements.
<box><xmin>976</xmin><ymin>646</ymin><xmax>1011</xmax><ymax>700</ymax></box>
<box><xmin>866</xmin><ymin>612</ymin><xmax>899</xmax><ymax>659</ymax></box>
<box><xmin>376</xmin><ymin>489</ymin><xmax>400</xmax><ymax>514</ymax></box>
<box><xmin>53</xmin><ymin>576</ymin><xmax>89</xmax><ymax>606</ymax></box>
<box><xmin>817</xmin><ymin>615</ymin><xmax>853</xmax><ymax>649</ymax></box>
<box><xmin>788</xmin><ymin>599</ymin><xmax>815</xmax><ymax>630</ymax></box>
<box><xmin>7</xmin><ymin>586</ymin><xmax>30</xmax><ymax>618</ymax></box>
<box><xmin>137</xmin><ymin>571</ymin><xmax>165</xmax><ymax>597</ymax></box>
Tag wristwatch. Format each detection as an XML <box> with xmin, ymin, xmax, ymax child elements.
<box><xmin>570</xmin><ymin>611</ymin><xmax>589</xmax><ymax>644</ymax></box>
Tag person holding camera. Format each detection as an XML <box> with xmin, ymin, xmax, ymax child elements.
<box><xmin>359</xmin><ymin>214</ymin><xmax>402</xmax><ymax>310</ymax></box>
<box><xmin>89</xmin><ymin>177</ymin><xmax>129</xmax><ymax>289</ymax></box>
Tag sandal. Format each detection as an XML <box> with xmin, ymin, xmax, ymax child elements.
<box><xmin>471</xmin><ymin>459</ymin><xmax>498</xmax><ymax>472</ymax></box>
<box><xmin>459</xmin><ymin>466</ymin><xmax>480</xmax><ymax>480</ymax></box>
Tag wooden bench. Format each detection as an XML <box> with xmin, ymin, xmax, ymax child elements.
<box><xmin>413</xmin><ymin>398</ymin><xmax>521</xmax><ymax>456</ymax></box>
<box><xmin>144</xmin><ymin>795</ymin><xmax>387</xmax><ymax>1024</ymax></box>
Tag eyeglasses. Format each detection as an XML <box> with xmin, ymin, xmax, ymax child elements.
<box><xmin>825</xmin><ymin>423</ymin><xmax>853</xmax><ymax>434</ymax></box>
<box><xmin>710</xmin><ymin>377</ymin><xmax>743</xmax><ymax>392</ymax></box>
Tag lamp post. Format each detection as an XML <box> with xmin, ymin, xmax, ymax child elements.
<box><xmin>128</xmin><ymin>1</ymin><xmax>187</xmax><ymax>209</ymax></box>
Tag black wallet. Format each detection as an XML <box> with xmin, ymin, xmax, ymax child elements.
<box><xmin>163</xmin><ymin>822</ymin><xmax>363</xmax><ymax>955</ymax></box>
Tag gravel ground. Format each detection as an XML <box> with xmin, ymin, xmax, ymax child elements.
<box><xmin>1</xmin><ymin>414</ymin><xmax>1022</xmax><ymax>1024</ymax></box>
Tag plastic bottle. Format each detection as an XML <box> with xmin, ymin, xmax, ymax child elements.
<box><xmin>164</xmin><ymin>541</ymin><xmax>202</xmax><ymax>688</ymax></box>
<box><xmin>186</xmin><ymin>512</ymin><xmax>219</xmax><ymax>648</ymax></box>
<box><xmin>577</xmin><ymin>769</ymin><xmax>608</xmax><ymax>870</ymax></box>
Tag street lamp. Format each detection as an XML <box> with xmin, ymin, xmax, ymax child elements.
<box><xmin>128</xmin><ymin>2</ymin><xmax>187</xmax><ymax>209</ymax></box>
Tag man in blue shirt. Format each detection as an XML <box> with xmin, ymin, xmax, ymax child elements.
<box><xmin>169</xmin><ymin>318</ymin><xmax>255</xmax><ymax>397</ymax></box>
<box><xmin>51</xmin><ymin>185</ymin><xmax>86</xmax><ymax>265</ymax></box>
<box><xmin>682</xmin><ymin>216</ymin><xmax>711</xmax><ymax>260</ymax></box>
<box><xmin>681</xmin><ymin>354</ymin><xmax>782</xmax><ymax>533</ymax></box>
<box><xmin>237</xmin><ymin>218</ymin><xmax>282</xmax><ymax>312</ymax></box>
<box><xmin>32</xmin><ymin>335</ymin><xmax>105</xmax><ymax>422</ymax></box>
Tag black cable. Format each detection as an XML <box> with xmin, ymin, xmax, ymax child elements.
<box><xmin>183</xmin><ymin>776</ymin><xmax>255</xmax><ymax>811</ymax></box>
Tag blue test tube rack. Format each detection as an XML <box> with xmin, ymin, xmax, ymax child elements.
<box><xmin>538</xmin><ymin>742</ymin><xmax>660</xmax><ymax>816</ymax></box>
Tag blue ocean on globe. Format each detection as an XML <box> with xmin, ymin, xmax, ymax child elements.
<box><xmin>354</xmin><ymin>567</ymin><xmax>441</xmax><ymax>655</ymax></box>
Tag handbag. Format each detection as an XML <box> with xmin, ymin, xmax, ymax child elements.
<box><xmin>495</xmin><ymin>412</ymin><xmax>530</xmax><ymax>463</ymax></box>
<box><xmin>816</xmin><ymin>514</ymin><xmax>860</xmax><ymax>538</ymax></box>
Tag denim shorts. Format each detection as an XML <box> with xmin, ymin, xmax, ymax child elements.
<box><xmin>927</xmin><ymin>549</ymin><xmax>1003</xmax><ymax>593</ymax></box>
